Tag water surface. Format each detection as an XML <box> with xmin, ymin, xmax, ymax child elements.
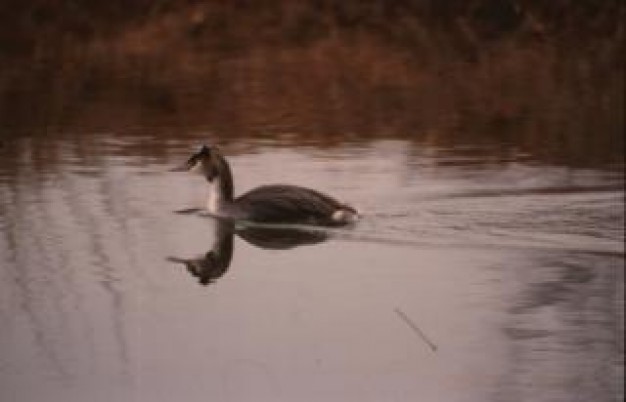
<box><xmin>0</xmin><ymin>130</ymin><xmax>623</xmax><ymax>402</ymax></box>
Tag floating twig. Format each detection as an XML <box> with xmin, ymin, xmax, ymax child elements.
<box><xmin>394</xmin><ymin>307</ymin><xmax>438</xmax><ymax>352</ymax></box>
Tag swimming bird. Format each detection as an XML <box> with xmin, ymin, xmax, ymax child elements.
<box><xmin>174</xmin><ymin>145</ymin><xmax>360</xmax><ymax>226</ymax></box>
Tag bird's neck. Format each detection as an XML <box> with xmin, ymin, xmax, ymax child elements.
<box><xmin>206</xmin><ymin>155</ymin><xmax>234</xmax><ymax>213</ymax></box>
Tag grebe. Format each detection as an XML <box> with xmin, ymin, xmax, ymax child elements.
<box><xmin>175</xmin><ymin>145</ymin><xmax>360</xmax><ymax>226</ymax></box>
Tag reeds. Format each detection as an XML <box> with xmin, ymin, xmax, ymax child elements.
<box><xmin>0</xmin><ymin>1</ymin><xmax>623</xmax><ymax>167</ymax></box>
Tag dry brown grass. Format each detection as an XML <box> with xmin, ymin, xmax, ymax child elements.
<box><xmin>0</xmin><ymin>1</ymin><xmax>623</xmax><ymax>166</ymax></box>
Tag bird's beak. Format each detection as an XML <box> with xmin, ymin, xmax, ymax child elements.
<box><xmin>170</xmin><ymin>157</ymin><xmax>196</xmax><ymax>172</ymax></box>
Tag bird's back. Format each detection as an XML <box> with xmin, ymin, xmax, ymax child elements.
<box><xmin>234</xmin><ymin>184</ymin><xmax>353</xmax><ymax>226</ymax></box>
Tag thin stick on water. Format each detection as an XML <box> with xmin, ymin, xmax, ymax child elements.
<box><xmin>394</xmin><ymin>308</ymin><xmax>438</xmax><ymax>352</ymax></box>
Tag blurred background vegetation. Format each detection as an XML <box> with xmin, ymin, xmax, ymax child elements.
<box><xmin>0</xmin><ymin>0</ymin><xmax>623</xmax><ymax>166</ymax></box>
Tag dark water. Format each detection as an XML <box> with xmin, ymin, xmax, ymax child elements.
<box><xmin>0</xmin><ymin>127</ymin><xmax>623</xmax><ymax>402</ymax></box>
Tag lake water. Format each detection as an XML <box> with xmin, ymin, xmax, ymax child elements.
<box><xmin>0</xmin><ymin>128</ymin><xmax>623</xmax><ymax>402</ymax></box>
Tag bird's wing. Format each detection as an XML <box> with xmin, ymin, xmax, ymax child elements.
<box><xmin>235</xmin><ymin>185</ymin><xmax>342</xmax><ymax>223</ymax></box>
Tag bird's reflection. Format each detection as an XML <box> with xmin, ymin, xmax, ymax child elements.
<box><xmin>168</xmin><ymin>219</ymin><xmax>329</xmax><ymax>286</ymax></box>
<box><xmin>237</xmin><ymin>225</ymin><xmax>328</xmax><ymax>250</ymax></box>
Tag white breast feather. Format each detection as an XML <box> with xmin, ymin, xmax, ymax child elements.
<box><xmin>206</xmin><ymin>179</ymin><xmax>222</xmax><ymax>214</ymax></box>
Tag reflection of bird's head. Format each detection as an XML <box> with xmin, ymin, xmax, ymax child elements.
<box><xmin>167</xmin><ymin>249</ymin><xmax>229</xmax><ymax>286</ymax></box>
<box><xmin>192</xmin><ymin>252</ymin><xmax>220</xmax><ymax>286</ymax></box>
